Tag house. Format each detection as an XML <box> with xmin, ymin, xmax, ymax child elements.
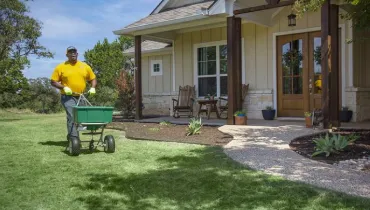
<box><xmin>113</xmin><ymin>0</ymin><xmax>370</xmax><ymax>125</ymax></box>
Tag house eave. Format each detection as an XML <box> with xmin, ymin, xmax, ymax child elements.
<box><xmin>113</xmin><ymin>14</ymin><xmax>210</xmax><ymax>36</ymax></box>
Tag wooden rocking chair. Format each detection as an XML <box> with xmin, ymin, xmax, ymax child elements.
<box><xmin>172</xmin><ymin>85</ymin><xmax>195</xmax><ymax>118</ymax></box>
<box><xmin>218</xmin><ymin>84</ymin><xmax>249</xmax><ymax>118</ymax></box>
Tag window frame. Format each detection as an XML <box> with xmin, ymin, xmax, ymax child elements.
<box><xmin>150</xmin><ymin>60</ymin><xmax>163</xmax><ymax>76</ymax></box>
<box><xmin>193</xmin><ymin>39</ymin><xmax>245</xmax><ymax>98</ymax></box>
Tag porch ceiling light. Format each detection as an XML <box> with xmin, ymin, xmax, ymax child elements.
<box><xmin>288</xmin><ymin>13</ymin><xmax>296</xmax><ymax>27</ymax></box>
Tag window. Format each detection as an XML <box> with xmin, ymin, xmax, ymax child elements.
<box><xmin>196</xmin><ymin>43</ymin><xmax>228</xmax><ymax>97</ymax></box>
<box><xmin>151</xmin><ymin>60</ymin><xmax>162</xmax><ymax>76</ymax></box>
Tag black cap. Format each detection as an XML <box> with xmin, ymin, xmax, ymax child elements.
<box><xmin>66</xmin><ymin>46</ymin><xmax>77</xmax><ymax>53</ymax></box>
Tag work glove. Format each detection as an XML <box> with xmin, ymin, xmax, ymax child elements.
<box><xmin>88</xmin><ymin>87</ymin><xmax>96</xmax><ymax>96</ymax></box>
<box><xmin>63</xmin><ymin>87</ymin><xmax>72</xmax><ymax>95</ymax></box>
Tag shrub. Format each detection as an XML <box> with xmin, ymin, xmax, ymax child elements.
<box><xmin>115</xmin><ymin>69</ymin><xmax>135</xmax><ymax>118</ymax></box>
<box><xmin>186</xmin><ymin>117</ymin><xmax>202</xmax><ymax>136</ymax></box>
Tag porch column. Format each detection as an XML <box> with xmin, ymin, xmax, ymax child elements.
<box><xmin>321</xmin><ymin>0</ymin><xmax>340</xmax><ymax>128</ymax></box>
<box><xmin>227</xmin><ymin>16</ymin><xmax>242</xmax><ymax>125</ymax></box>
<box><xmin>135</xmin><ymin>35</ymin><xmax>143</xmax><ymax>120</ymax></box>
<box><xmin>329</xmin><ymin>4</ymin><xmax>340</xmax><ymax>127</ymax></box>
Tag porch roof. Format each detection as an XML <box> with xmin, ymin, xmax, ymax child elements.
<box><xmin>113</xmin><ymin>1</ymin><xmax>215</xmax><ymax>36</ymax></box>
<box><xmin>123</xmin><ymin>40</ymin><xmax>172</xmax><ymax>56</ymax></box>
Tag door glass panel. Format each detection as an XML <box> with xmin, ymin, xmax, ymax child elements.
<box><xmin>313</xmin><ymin>37</ymin><xmax>322</xmax><ymax>94</ymax></box>
<box><xmin>283</xmin><ymin>77</ymin><xmax>292</xmax><ymax>94</ymax></box>
<box><xmin>282</xmin><ymin>43</ymin><xmax>291</xmax><ymax>76</ymax></box>
<box><xmin>281</xmin><ymin>38</ymin><xmax>303</xmax><ymax>94</ymax></box>
<box><xmin>293</xmin><ymin>77</ymin><xmax>303</xmax><ymax>94</ymax></box>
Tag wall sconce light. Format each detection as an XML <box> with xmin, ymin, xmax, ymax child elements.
<box><xmin>288</xmin><ymin>13</ymin><xmax>296</xmax><ymax>27</ymax></box>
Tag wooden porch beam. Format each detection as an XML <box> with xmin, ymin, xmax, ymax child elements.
<box><xmin>234</xmin><ymin>0</ymin><xmax>295</xmax><ymax>15</ymax></box>
<box><xmin>135</xmin><ymin>35</ymin><xmax>143</xmax><ymax>120</ymax></box>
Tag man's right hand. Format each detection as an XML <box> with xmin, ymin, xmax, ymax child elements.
<box><xmin>63</xmin><ymin>87</ymin><xmax>72</xmax><ymax>95</ymax></box>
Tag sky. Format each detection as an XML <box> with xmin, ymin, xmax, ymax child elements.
<box><xmin>24</xmin><ymin>0</ymin><xmax>160</xmax><ymax>79</ymax></box>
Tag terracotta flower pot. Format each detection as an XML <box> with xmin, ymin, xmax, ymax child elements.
<box><xmin>234</xmin><ymin>115</ymin><xmax>247</xmax><ymax>125</ymax></box>
<box><xmin>305</xmin><ymin>117</ymin><xmax>312</xmax><ymax>128</ymax></box>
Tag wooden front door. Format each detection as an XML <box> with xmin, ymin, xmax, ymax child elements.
<box><xmin>277</xmin><ymin>31</ymin><xmax>341</xmax><ymax>117</ymax></box>
<box><xmin>277</xmin><ymin>33</ymin><xmax>309</xmax><ymax>117</ymax></box>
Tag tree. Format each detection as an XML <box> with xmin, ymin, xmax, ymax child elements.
<box><xmin>22</xmin><ymin>77</ymin><xmax>62</xmax><ymax>113</ymax></box>
<box><xmin>293</xmin><ymin>0</ymin><xmax>370</xmax><ymax>41</ymax></box>
<box><xmin>83</xmin><ymin>36</ymin><xmax>133</xmax><ymax>89</ymax></box>
<box><xmin>0</xmin><ymin>0</ymin><xmax>53</xmax><ymax>95</ymax></box>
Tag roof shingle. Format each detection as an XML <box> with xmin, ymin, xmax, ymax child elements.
<box><xmin>122</xmin><ymin>1</ymin><xmax>214</xmax><ymax>30</ymax></box>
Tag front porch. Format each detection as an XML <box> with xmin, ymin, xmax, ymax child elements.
<box><xmin>114</xmin><ymin>113</ymin><xmax>370</xmax><ymax>129</ymax></box>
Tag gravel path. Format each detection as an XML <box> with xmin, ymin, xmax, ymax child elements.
<box><xmin>219</xmin><ymin>124</ymin><xmax>370</xmax><ymax>198</ymax></box>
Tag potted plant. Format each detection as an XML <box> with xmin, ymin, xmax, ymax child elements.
<box><xmin>304</xmin><ymin>111</ymin><xmax>312</xmax><ymax>128</ymax></box>
<box><xmin>234</xmin><ymin>110</ymin><xmax>247</xmax><ymax>125</ymax></box>
<box><xmin>205</xmin><ymin>94</ymin><xmax>215</xmax><ymax>100</ymax></box>
<box><xmin>340</xmin><ymin>106</ymin><xmax>353</xmax><ymax>122</ymax></box>
<box><xmin>262</xmin><ymin>106</ymin><xmax>275</xmax><ymax>120</ymax></box>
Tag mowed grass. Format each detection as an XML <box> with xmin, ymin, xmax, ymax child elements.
<box><xmin>1</xmin><ymin>110</ymin><xmax>370</xmax><ymax>210</ymax></box>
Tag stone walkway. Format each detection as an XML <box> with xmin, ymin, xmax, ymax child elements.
<box><xmin>219</xmin><ymin>123</ymin><xmax>370</xmax><ymax>199</ymax></box>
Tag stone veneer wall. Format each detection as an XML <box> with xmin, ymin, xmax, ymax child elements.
<box><xmin>142</xmin><ymin>89</ymin><xmax>274</xmax><ymax>120</ymax></box>
<box><xmin>345</xmin><ymin>87</ymin><xmax>370</xmax><ymax>122</ymax></box>
<box><xmin>142</xmin><ymin>93</ymin><xmax>174</xmax><ymax>116</ymax></box>
<box><xmin>243</xmin><ymin>89</ymin><xmax>274</xmax><ymax>119</ymax></box>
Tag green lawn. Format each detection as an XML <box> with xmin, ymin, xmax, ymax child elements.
<box><xmin>1</xmin><ymin>110</ymin><xmax>370</xmax><ymax>210</ymax></box>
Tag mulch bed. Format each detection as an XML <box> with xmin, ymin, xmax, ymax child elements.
<box><xmin>107</xmin><ymin>121</ymin><xmax>233</xmax><ymax>146</ymax></box>
<box><xmin>289</xmin><ymin>129</ymin><xmax>370</xmax><ymax>164</ymax></box>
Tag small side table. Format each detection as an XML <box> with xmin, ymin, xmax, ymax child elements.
<box><xmin>197</xmin><ymin>99</ymin><xmax>221</xmax><ymax>119</ymax></box>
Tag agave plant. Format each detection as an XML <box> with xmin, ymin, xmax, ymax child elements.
<box><xmin>186</xmin><ymin>117</ymin><xmax>202</xmax><ymax>136</ymax></box>
<box><xmin>312</xmin><ymin>133</ymin><xmax>335</xmax><ymax>157</ymax></box>
<box><xmin>312</xmin><ymin>133</ymin><xmax>356</xmax><ymax>157</ymax></box>
<box><xmin>332</xmin><ymin>134</ymin><xmax>348</xmax><ymax>151</ymax></box>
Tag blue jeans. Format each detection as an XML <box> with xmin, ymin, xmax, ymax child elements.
<box><xmin>61</xmin><ymin>95</ymin><xmax>85</xmax><ymax>139</ymax></box>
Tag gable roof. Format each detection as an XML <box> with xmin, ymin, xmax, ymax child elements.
<box><xmin>113</xmin><ymin>1</ymin><xmax>215</xmax><ymax>35</ymax></box>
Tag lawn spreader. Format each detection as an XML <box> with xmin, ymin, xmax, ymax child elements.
<box><xmin>66</xmin><ymin>92</ymin><xmax>115</xmax><ymax>156</ymax></box>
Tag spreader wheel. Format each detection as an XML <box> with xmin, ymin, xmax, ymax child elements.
<box><xmin>104</xmin><ymin>135</ymin><xmax>115</xmax><ymax>153</ymax></box>
<box><xmin>69</xmin><ymin>137</ymin><xmax>80</xmax><ymax>156</ymax></box>
<box><xmin>89</xmin><ymin>140</ymin><xmax>95</xmax><ymax>153</ymax></box>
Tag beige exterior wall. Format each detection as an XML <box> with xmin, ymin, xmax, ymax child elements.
<box><xmin>140</xmin><ymin>53</ymin><xmax>174</xmax><ymax>116</ymax></box>
<box><xmin>141</xmin><ymin>53</ymin><xmax>173</xmax><ymax>94</ymax></box>
<box><xmin>353</xmin><ymin>30</ymin><xmax>370</xmax><ymax>88</ymax></box>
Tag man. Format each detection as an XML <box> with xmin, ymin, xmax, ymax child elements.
<box><xmin>50</xmin><ymin>46</ymin><xmax>97</xmax><ymax>141</ymax></box>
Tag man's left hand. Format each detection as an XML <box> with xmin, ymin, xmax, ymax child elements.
<box><xmin>88</xmin><ymin>87</ymin><xmax>96</xmax><ymax>96</ymax></box>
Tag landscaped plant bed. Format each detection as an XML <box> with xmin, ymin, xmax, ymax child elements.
<box><xmin>289</xmin><ymin>130</ymin><xmax>370</xmax><ymax>166</ymax></box>
<box><xmin>107</xmin><ymin>122</ymin><xmax>233</xmax><ymax>146</ymax></box>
